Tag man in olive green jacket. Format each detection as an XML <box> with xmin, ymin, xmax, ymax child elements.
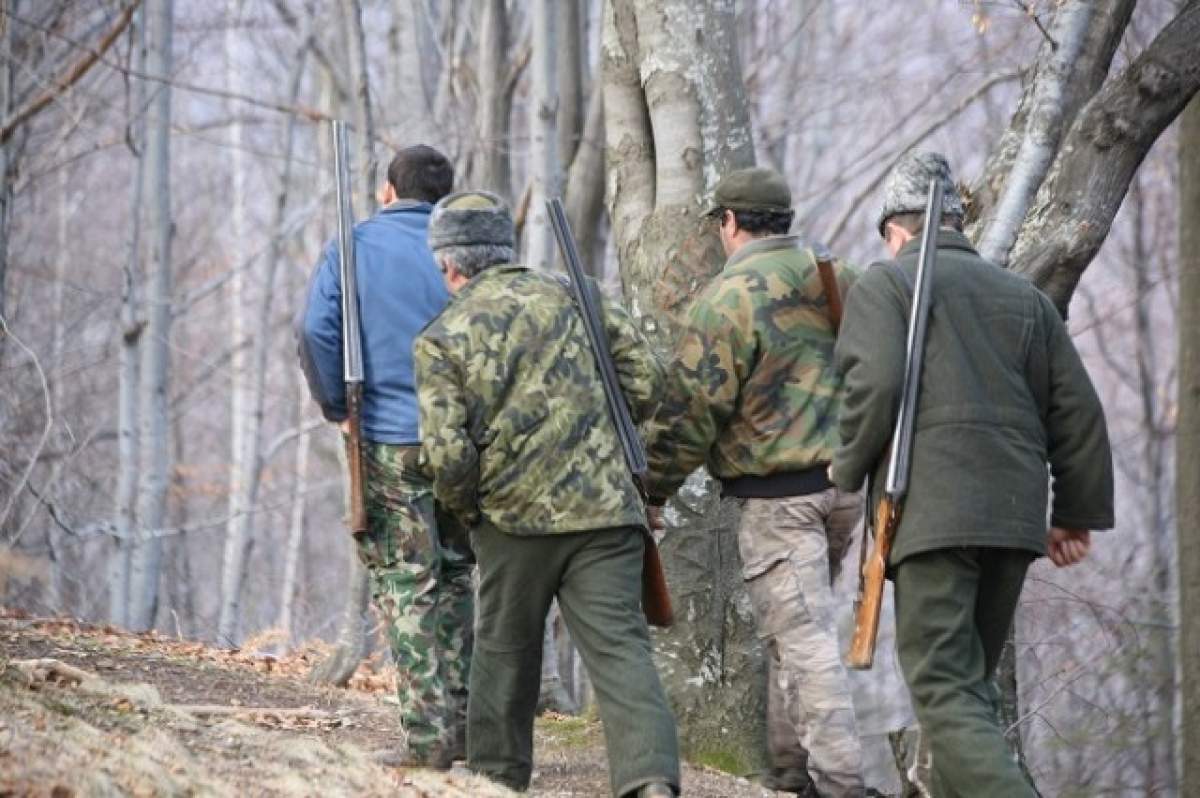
<box><xmin>831</xmin><ymin>151</ymin><xmax>1114</xmax><ymax>798</ymax></box>
<box><xmin>414</xmin><ymin>191</ymin><xmax>679</xmax><ymax>798</ymax></box>
<box><xmin>645</xmin><ymin>167</ymin><xmax>864</xmax><ymax>797</ymax></box>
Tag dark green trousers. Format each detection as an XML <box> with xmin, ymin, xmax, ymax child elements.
<box><xmin>468</xmin><ymin>523</ymin><xmax>680</xmax><ymax>796</ymax></box>
<box><xmin>894</xmin><ymin>547</ymin><xmax>1037</xmax><ymax>798</ymax></box>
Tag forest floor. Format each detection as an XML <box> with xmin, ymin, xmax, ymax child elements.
<box><xmin>0</xmin><ymin>610</ymin><xmax>782</xmax><ymax>797</ymax></box>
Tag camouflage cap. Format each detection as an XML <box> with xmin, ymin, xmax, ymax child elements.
<box><xmin>705</xmin><ymin>167</ymin><xmax>792</xmax><ymax>216</ymax></box>
<box><xmin>877</xmin><ymin>150</ymin><xmax>965</xmax><ymax>235</ymax></box>
<box><xmin>428</xmin><ymin>190</ymin><xmax>514</xmax><ymax>251</ymax></box>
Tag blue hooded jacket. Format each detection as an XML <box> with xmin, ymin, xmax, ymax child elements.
<box><xmin>297</xmin><ymin>200</ymin><xmax>449</xmax><ymax>444</ymax></box>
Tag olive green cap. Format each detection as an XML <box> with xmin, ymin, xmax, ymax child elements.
<box><xmin>705</xmin><ymin>167</ymin><xmax>792</xmax><ymax>216</ymax></box>
<box><xmin>428</xmin><ymin>190</ymin><xmax>514</xmax><ymax>250</ymax></box>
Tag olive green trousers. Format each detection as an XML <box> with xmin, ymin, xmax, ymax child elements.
<box><xmin>894</xmin><ymin>546</ymin><xmax>1038</xmax><ymax>798</ymax></box>
<box><xmin>467</xmin><ymin>523</ymin><xmax>680</xmax><ymax>796</ymax></box>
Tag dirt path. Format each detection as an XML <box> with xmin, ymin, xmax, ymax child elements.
<box><xmin>0</xmin><ymin>613</ymin><xmax>778</xmax><ymax>797</ymax></box>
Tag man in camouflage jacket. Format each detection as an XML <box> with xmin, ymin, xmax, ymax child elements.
<box><xmin>644</xmin><ymin>167</ymin><xmax>865</xmax><ymax>797</ymax></box>
<box><xmin>414</xmin><ymin>192</ymin><xmax>680</xmax><ymax>798</ymax></box>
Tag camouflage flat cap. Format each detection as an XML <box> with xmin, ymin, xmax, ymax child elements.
<box><xmin>428</xmin><ymin>190</ymin><xmax>514</xmax><ymax>251</ymax></box>
<box><xmin>877</xmin><ymin>150</ymin><xmax>965</xmax><ymax>235</ymax></box>
<box><xmin>705</xmin><ymin>167</ymin><xmax>792</xmax><ymax>216</ymax></box>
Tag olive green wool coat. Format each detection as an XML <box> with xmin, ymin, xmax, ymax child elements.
<box><xmin>830</xmin><ymin>230</ymin><xmax>1114</xmax><ymax>564</ymax></box>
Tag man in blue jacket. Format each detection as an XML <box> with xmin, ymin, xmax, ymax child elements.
<box><xmin>297</xmin><ymin>145</ymin><xmax>473</xmax><ymax>769</ymax></box>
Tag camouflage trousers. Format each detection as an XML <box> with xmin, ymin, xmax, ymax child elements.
<box><xmin>738</xmin><ymin>488</ymin><xmax>865</xmax><ymax>798</ymax></box>
<box><xmin>358</xmin><ymin>442</ymin><xmax>475</xmax><ymax>761</ymax></box>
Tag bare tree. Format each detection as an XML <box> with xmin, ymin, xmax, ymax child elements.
<box><xmin>525</xmin><ymin>0</ymin><xmax>559</xmax><ymax>271</ymax></box>
<box><xmin>128</xmin><ymin>0</ymin><xmax>174</xmax><ymax>632</ymax></box>
<box><xmin>1178</xmin><ymin>92</ymin><xmax>1200</xmax><ymax>795</ymax></box>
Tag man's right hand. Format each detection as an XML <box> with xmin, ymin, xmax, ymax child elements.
<box><xmin>1047</xmin><ymin>527</ymin><xmax>1090</xmax><ymax>567</ymax></box>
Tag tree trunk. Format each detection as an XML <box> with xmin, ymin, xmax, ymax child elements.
<box><xmin>279</xmin><ymin>393</ymin><xmax>311</xmax><ymax>646</ymax></box>
<box><xmin>109</xmin><ymin>6</ymin><xmax>147</xmax><ymax>628</ymax></box>
<box><xmin>604</xmin><ymin>0</ymin><xmax>760</xmax><ymax>772</ymax></box>
<box><xmin>0</xmin><ymin>0</ymin><xmax>13</xmax><ymax>348</ymax></box>
<box><xmin>472</xmin><ymin>0</ymin><xmax>513</xmax><ymax>200</ymax></box>
<box><xmin>217</xmin><ymin>0</ymin><xmax>251</xmax><ymax>646</ymax></box>
<box><xmin>557</xmin><ymin>0</ymin><xmax>585</xmax><ymax>168</ymax></box>
<box><xmin>342</xmin><ymin>0</ymin><xmax>377</xmax><ymax>216</ymax></box>
<box><xmin>1177</xmin><ymin>92</ymin><xmax>1200</xmax><ymax>796</ymax></box>
<box><xmin>129</xmin><ymin>0</ymin><xmax>174</xmax><ymax>632</ymax></box>
<box><xmin>526</xmin><ymin>0</ymin><xmax>559</xmax><ymax>271</ymax></box>
<box><xmin>563</xmin><ymin>79</ymin><xmax>605</xmax><ymax>276</ymax></box>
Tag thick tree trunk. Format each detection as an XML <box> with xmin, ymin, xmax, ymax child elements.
<box><xmin>1177</xmin><ymin>93</ymin><xmax>1200</xmax><ymax>796</ymax></box>
<box><xmin>557</xmin><ymin>0</ymin><xmax>585</xmax><ymax>168</ymax></box>
<box><xmin>604</xmin><ymin>0</ymin><xmax>761</xmax><ymax>772</ymax></box>
<box><xmin>526</xmin><ymin>0</ymin><xmax>559</xmax><ymax>271</ymax></box>
<box><xmin>129</xmin><ymin>0</ymin><xmax>174</xmax><ymax>632</ymax></box>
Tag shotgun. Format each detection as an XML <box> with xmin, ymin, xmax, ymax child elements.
<box><xmin>546</xmin><ymin>198</ymin><xmax>674</xmax><ymax>628</ymax></box>
<box><xmin>331</xmin><ymin>120</ymin><xmax>368</xmax><ymax>539</ymax></box>
<box><xmin>846</xmin><ymin>178</ymin><xmax>943</xmax><ymax>669</ymax></box>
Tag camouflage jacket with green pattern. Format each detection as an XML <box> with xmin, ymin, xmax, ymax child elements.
<box><xmin>644</xmin><ymin>235</ymin><xmax>858</xmax><ymax>502</ymax></box>
<box><xmin>414</xmin><ymin>264</ymin><xmax>664</xmax><ymax>535</ymax></box>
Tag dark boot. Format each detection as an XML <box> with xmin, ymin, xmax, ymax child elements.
<box><xmin>762</xmin><ymin>766</ymin><xmax>819</xmax><ymax>796</ymax></box>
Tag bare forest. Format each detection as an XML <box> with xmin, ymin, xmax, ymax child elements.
<box><xmin>1</xmin><ymin>0</ymin><xmax>1198</xmax><ymax>795</ymax></box>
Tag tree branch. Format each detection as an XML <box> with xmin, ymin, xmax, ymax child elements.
<box><xmin>1010</xmin><ymin>0</ymin><xmax>1200</xmax><ymax>312</ymax></box>
<box><xmin>0</xmin><ymin>1</ymin><xmax>141</xmax><ymax>143</ymax></box>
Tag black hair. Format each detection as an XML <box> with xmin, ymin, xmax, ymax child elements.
<box><xmin>715</xmin><ymin>208</ymin><xmax>794</xmax><ymax>236</ymax></box>
<box><xmin>387</xmin><ymin>146</ymin><xmax>454</xmax><ymax>203</ymax></box>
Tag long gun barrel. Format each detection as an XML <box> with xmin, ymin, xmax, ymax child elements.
<box><xmin>846</xmin><ymin>178</ymin><xmax>943</xmax><ymax>670</ymax></box>
<box><xmin>332</xmin><ymin>120</ymin><xmax>368</xmax><ymax>538</ymax></box>
<box><xmin>546</xmin><ymin>198</ymin><xmax>673</xmax><ymax>627</ymax></box>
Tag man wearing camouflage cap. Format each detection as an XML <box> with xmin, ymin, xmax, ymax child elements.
<box><xmin>644</xmin><ymin>167</ymin><xmax>865</xmax><ymax>797</ymax></box>
<box><xmin>414</xmin><ymin>191</ymin><xmax>680</xmax><ymax>797</ymax></box>
<box><xmin>297</xmin><ymin>146</ymin><xmax>474</xmax><ymax>769</ymax></box>
<box><xmin>831</xmin><ymin>151</ymin><xmax>1113</xmax><ymax>796</ymax></box>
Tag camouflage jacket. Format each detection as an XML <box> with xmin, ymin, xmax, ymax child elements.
<box><xmin>414</xmin><ymin>265</ymin><xmax>664</xmax><ymax>535</ymax></box>
<box><xmin>644</xmin><ymin>235</ymin><xmax>857</xmax><ymax>501</ymax></box>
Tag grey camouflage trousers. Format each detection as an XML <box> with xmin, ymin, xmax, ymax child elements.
<box><xmin>738</xmin><ymin>488</ymin><xmax>865</xmax><ymax>798</ymax></box>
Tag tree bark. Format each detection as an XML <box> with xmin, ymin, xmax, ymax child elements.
<box><xmin>129</xmin><ymin>0</ymin><xmax>174</xmax><ymax>632</ymax></box>
<box><xmin>563</xmin><ymin>86</ymin><xmax>605</xmax><ymax>275</ymax></box>
<box><xmin>1008</xmin><ymin>0</ymin><xmax>1200</xmax><ymax>312</ymax></box>
<box><xmin>526</xmin><ymin>0</ymin><xmax>559</xmax><ymax>271</ymax></box>
<box><xmin>0</xmin><ymin>0</ymin><xmax>13</xmax><ymax>346</ymax></box>
<box><xmin>1177</xmin><ymin>92</ymin><xmax>1200</xmax><ymax>796</ymax></box>
<box><xmin>968</xmin><ymin>0</ymin><xmax>1135</xmax><ymax>238</ymax></box>
<box><xmin>109</xmin><ymin>6</ymin><xmax>147</xmax><ymax>628</ymax></box>
<box><xmin>556</xmin><ymin>0</ymin><xmax>585</xmax><ymax>168</ymax></box>
<box><xmin>604</xmin><ymin>0</ymin><xmax>760</xmax><ymax>771</ymax></box>
<box><xmin>217</xmin><ymin>0</ymin><xmax>251</xmax><ymax>647</ymax></box>
<box><xmin>975</xmin><ymin>0</ymin><xmax>1094</xmax><ymax>267</ymax></box>
<box><xmin>472</xmin><ymin>0</ymin><xmax>513</xmax><ymax>200</ymax></box>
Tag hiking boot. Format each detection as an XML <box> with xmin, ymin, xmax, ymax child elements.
<box><xmin>371</xmin><ymin>744</ymin><xmax>454</xmax><ymax>771</ymax></box>
<box><xmin>761</xmin><ymin>767</ymin><xmax>818</xmax><ymax>796</ymax></box>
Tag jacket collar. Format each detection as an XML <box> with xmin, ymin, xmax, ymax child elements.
<box><xmin>380</xmin><ymin>199</ymin><xmax>432</xmax><ymax>215</ymax></box>
<box><xmin>450</xmin><ymin>263</ymin><xmax>525</xmax><ymax>304</ymax></box>
<box><xmin>724</xmin><ymin>234</ymin><xmax>803</xmax><ymax>271</ymax></box>
<box><xmin>897</xmin><ymin>228</ymin><xmax>977</xmax><ymax>260</ymax></box>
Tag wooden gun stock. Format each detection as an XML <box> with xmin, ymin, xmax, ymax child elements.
<box><xmin>846</xmin><ymin>495</ymin><xmax>900</xmax><ymax>670</ymax></box>
<box><xmin>641</xmin><ymin>531</ymin><xmax>674</xmax><ymax>628</ymax></box>
<box><xmin>344</xmin><ymin>383</ymin><xmax>368</xmax><ymax>539</ymax></box>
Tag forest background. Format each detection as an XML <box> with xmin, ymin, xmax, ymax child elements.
<box><xmin>1</xmin><ymin>0</ymin><xmax>1198</xmax><ymax>795</ymax></box>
